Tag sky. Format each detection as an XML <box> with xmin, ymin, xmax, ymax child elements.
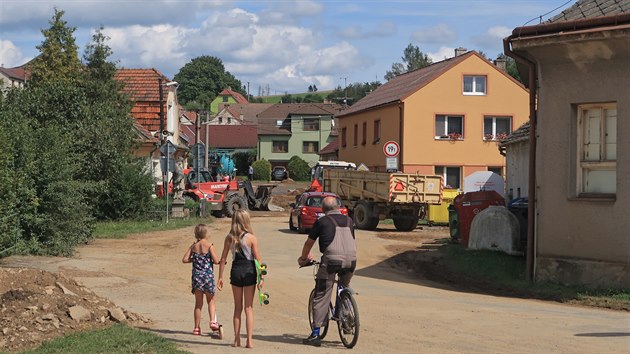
<box><xmin>0</xmin><ymin>0</ymin><xmax>571</xmax><ymax>94</ymax></box>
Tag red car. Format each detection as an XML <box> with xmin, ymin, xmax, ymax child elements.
<box><xmin>289</xmin><ymin>192</ymin><xmax>348</xmax><ymax>233</ymax></box>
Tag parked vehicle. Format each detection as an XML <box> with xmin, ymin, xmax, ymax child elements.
<box><xmin>272</xmin><ymin>166</ymin><xmax>289</xmax><ymax>181</ymax></box>
<box><xmin>157</xmin><ymin>168</ymin><xmax>276</xmax><ymax>217</ymax></box>
<box><xmin>322</xmin><ymin>169</ymin><xmax>442</xmax><ymax>231</ymax></box>
<box><xmin>289</xmin><ymin>192</ymin><xmax>348</xmax><ymax>233</ymax></box>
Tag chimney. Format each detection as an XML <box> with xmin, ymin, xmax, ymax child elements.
<box><xmin>454</xmin><ymin>47</ymin><xmax>467</xmax><ymax>57</ymax></box>
<box><xmin>494</xmin><ymin>57</ymin><xmax>507</xmax><ymax>71</ymax></box>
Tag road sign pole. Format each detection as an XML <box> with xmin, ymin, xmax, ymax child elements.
<box><xmin>165</xmin><ymin>152</ymin><xmax>169</xmax><ymax>223</ymax></box>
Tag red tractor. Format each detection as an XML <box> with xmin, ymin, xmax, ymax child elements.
<box><xmin>157</xmin><ymin>168</ymin><xmax>275</xmax><ymax>218</ymax></box>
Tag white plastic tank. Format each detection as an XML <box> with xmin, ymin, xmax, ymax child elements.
<box><xmin>468</xmin><ymin>206</ymin><xmax>521</xmax><ymax>255</ymax></box>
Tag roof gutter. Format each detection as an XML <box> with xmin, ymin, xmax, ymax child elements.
<box><xmin>512</xmin><ymin>13</ymin><xmax>630</xmax><ymax>38</ymax></box>
<box><xmin>503</xmin><ymin>35</ymin><xmax>537</xmax><ymax>282</ymax></box>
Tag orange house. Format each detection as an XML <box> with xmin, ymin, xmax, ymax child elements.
<box><xmin>337</xmin><ymin>50</ymin><xmax>528</xmax><ymax>189</ymax></box>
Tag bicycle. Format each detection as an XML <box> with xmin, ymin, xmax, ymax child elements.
<box><xmin>301</xmin><ymin>260</ymin><xmax>360</xmax><ymax>348</ymax></box>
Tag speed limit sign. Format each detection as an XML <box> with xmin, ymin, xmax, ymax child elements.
<box><xmin>383</xmin><ymin>141</ymin><xmax>400</xmax><ymax>157</ymax></box>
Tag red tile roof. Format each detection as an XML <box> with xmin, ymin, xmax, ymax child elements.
<box><xmin>218</xmin><ymin>103</ymin><xmax>273</xmax><ymax>125</ymax></box>
<box><xmin>115</xmin><ymin>68</ymin><xmax>171</xmax><ymax>132</ymax></box>
<box><xmin>133</xmin><ymin>121</ymin><xmax>159</xmax><ymax>143</ymax></box>
<box><xmin>0</xmin><ymin>66</ymin><xmax>27</xmax><ymax>81</ymax></box>
<box><xmin>338</xmin><ymin>52</ymin><xmax>478</xmax><ymax>117</ymax></box>
<box><xmin>318</xmin><ymin>138</ymin><xmax>338</xmax><ymax>155</ymax></box>
<box><xmin>203</xmin><ymin>124</ymin><xmax>258</xmax><ymax>149</ymax></box>
<box><xmin>219</xmin><ymin>89</ymin><xmax>248</xmax><ymax>104</ymax></box>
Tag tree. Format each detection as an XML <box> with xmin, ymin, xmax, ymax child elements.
<box><xmin>313</xmin><ymin>84</ymin><xmax>318</xmax><ymax>92</ymax></box>
<box><xmin>384</xmin><ymin>44</ymin><xmax>432</xmax><ymax>81</ymax></box>
<box><xmin>495</xmin><ymin>53</ymin><xmax>522</xmax><ymax>82</ymax></box>
<box><xmin>326</xmin><ymin>81</ymin><xmax>382</xmax><ymax>105</ymax></box>
<box><xmin>27</xmin><ymin>9</ymin><xmax>82</xmax><ymax>87</ymax></box>
<box><xmin>80</xmin><ymin>27</ymin><xmax>153</xmax><ymax>220</ymax></box>
<box><xmin>173</xmin><ymin>56</ymin><xmax>245</xmax><ymax>108</ymax></box>
<box><xmin>308</xmin><ymin>85</ymin><xmax>313</xmax><ymax>92</ymax></box>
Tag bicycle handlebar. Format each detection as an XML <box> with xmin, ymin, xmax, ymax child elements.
<box><xmin>299</xmin><ymin>259</ymin><xmax>320</xmax><ymax>268</ymax></box>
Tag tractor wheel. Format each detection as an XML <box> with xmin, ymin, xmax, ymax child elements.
<box><xmin>222</xmin><ymin>194</ymin><xmax>248</xmax><ymax>218</ymax></box>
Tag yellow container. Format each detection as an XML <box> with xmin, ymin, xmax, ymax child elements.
<box><xmin>428</xmin><ymin>189</ymin><xmax>460</xmax><ymax>225</ymax></box>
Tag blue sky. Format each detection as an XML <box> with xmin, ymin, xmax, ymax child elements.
<box><xmin>0</xmin><ymin>0</ymin><xmax>570</xmax><ymax>94</ymax></box>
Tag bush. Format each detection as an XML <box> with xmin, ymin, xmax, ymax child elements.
<box><xmin>232</xmin><ymin>149</ymin><xmax>257</xmax><ymax>176</ymax></box>
<box><xmin>287</xmin><ymin>156</ymin><xmax>310</xmax><ymax>181</ymax></box>
<box><xmin>252</xmin><ymin>159</ymin><xmax>271</xmax><ymax>181</ymax></box>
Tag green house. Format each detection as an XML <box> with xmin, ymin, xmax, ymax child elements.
<box><xmin>257</xmin><ymin>103</ymin><xmax>343</xmax><ymax>167</ymax></box>
<box><xmin>210</xmin><ymin>88</ymin><xmax>248</xmax><ymax>114</ymax></box>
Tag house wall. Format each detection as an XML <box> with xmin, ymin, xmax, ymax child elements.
<box><xmin>505</xmin><ymin>141</ymin><xmax>529</xmax><ymax>201</ymax></box>
<box><xmin>259</xmin><ymin>116</ymin><xmax>334</xmax><ymax>166</ymax></box>
<box><xmin>338</xmin><ymin>54</ymin><xmax>529</xmax><ymax>178</ymax></box>
<box><xmin>402</xmin><ymin>55</ymin><xmax>529</xmax><ymax>180</ymax></box>
<box><xmin>521</xmin><ymin>35</ymin><xmax>630</xmax><ymax>288</ymax></box>
<box><xmin>211</xmin><ymin>95</ymin><xmax>238</xmax><ymax>114</ymax></box>
<box><xmin>338</xmin><ymin>104</ymin><xmax>401</xmax><ymax>172</ymax></box>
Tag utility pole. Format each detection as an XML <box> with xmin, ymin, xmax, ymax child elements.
<box><xmin>205</xmin><ymin>111</ymin><xmax>210</xmax><ymax>169</ymax></box>
<box><xmin>340</xmin><ymin>76</ymin><xmax>348</xmax><ymax>105</ymax></box>
<box><xmin>158</xmin><ymin>78</ymin><xmax>168</xmax><ymax>222</ymax></box>
<box><xmin>247</xmin><ymin>81</ymin><xmax>250</xmax><ymax>101</ymax></box>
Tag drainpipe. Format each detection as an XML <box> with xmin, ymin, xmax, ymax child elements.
<box><xmin>503</xmin><ymin>36</ymin><xmax>537</xmax><ymax>282</ymax></box>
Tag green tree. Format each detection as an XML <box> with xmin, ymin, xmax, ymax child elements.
<box><xmin>326</xmin><ymin>81</ymin><xmax>382</xmax><ymax>105</ymax></box>
<box><xmin>27</xmin><ymin>9</ymin><xmax>82</xmax><ymax>87</ymax></box>
<box><xmin>384</xmin><ymin>44</ymin><xmax>432</xmax><ymax>81</ymax></box>
<box><xmin>80</xmin><ymin>27</ymin><xmax>153</xmax><ymax>220</ymax></box>
<box><xmin>173</xmin><ymin>56</ymin><xmax>244</xmax><ymax>107</ymax></box>
<box><xmin>287</xmin><ymin>156</ymin><xmax>310</xmax><ymax>181</ymax></box>
<box><xmin>496</xmin><ymin>54</ymin><xmax>521</xmax><ymax>82</ymax></box>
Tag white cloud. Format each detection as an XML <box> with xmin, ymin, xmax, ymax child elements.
<box><xmin>0</xmin><ymin>40</ymin><xmax>28</xmax><ymax>67</ymax></box>
<box><xmin>411</xmin><ymin>24</ymin><xmax>457</xmax><ymax>44</ymax></box>
<box><xmin>428</xmin><ymin>47</ymin><xmax>455</xmax><ymax>62</ymax></box>
<box><xmin>104</xmin><ymin>25</ymin><xmax>190</xmax><ymax>75</ymax></box>
<box><xmin>259</xmin><ymin>0</ymin><xmax>323</xmax><ymax>25</ymax></box>
<box><xmin>472</xmin><ymin>26</ymin><xmax>511</xmax><ymax>50</ymax></box>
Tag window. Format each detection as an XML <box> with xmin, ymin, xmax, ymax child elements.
<box><xmin>484</xmin><ymin>116</ymin><xmax>512</xmax><ymax>140</ymax></box>
<box><xmin>341</xmin><ymin>127</ymin><xmax>347</xmax><ymax>147</ymax></box>
<box><xmin>577</xmin><ymin>103</ymin><xmax>616</xmax><ymax>196</ymax></box>
<box><xmin>463</xmin><ymin>75</ymin><xmax>486</xmax><ymax>95</ymax></box>
<box><xmin>218</xmin><ymin>117</ymin><xmax>223</xmax><ymax>124</ymax></box>
<box><xmin>435</xmin><ymin>166</ymin><xmax>461</xmax><ymax>189</ymax></box>
<box><xmin>435</xmin><ymin>115</ymin><xmax>464</xmax><ymax>139</ymax></box>
<box><xmin>303</xmin><ymin>141</ymin><xmax>319</xmax><ymax>154</ymax></box>
<box><xmin>488</xmin><ymin>166</ymin><xmax>503</xmax><ymax>176</ymax></box>
<box><xmin>362</xmin><ymin>122</ymin><xmax>367</xmax><ymax>145</ymax></box>
<box><xmin>222</xmin><ymin>96</ymin><xmax>229</xmax><ymax>102</ymax></box>
<box><xmin>227</xmin><ymin>117</ymin><xmax>232</xmax><ymax>124</ymax></box>
<box><xmin>303</xmin><ymin>118</ymin><xmax>320</xmax><ymax>131</ymax></box>
<box><xmin>353</xmin><ymin>124</ymin><xmax>358</xmax><ymax>146</ymax></box>
<box><xmin>276</xmin><ymin>119</ymin><xmax>283</xmax><ymax>126</ymax></box>
<box><xmin>373</xmin><ymin>119</ymin><xmax>381</xmax><ymax>144</ymax></box>
<box><xmin>272</xmin><ymin>140</ymin><xmax>288</xmax><ymax>153</ymax></box>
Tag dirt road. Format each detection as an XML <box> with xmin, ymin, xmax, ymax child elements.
<box><xmin>3</xmin><ymin>215</ymin><xmax>629</xmax><ymax>353</ymax></box>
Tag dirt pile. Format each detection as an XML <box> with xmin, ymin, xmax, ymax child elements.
<box><xmin>270</xmin><ymin>187</ymin><xmax>305</xmax><ymax>209</ymax></box>
<box><xmin>0</xmin><ymin>268</ymin><xmax>150</xmax><ymax>353</ymax></box>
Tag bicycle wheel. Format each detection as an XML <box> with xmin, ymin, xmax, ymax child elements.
<box><xmin>308</xmin><ymin>289</ymin><xmax>329</xmax><ymax>339</ymax></box>
<box><xmin>337</xmin><ymin>290</ymin><xmax>359</xmax><ymax>348</ymax></box>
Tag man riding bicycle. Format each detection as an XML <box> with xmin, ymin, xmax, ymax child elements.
<box><xmin>298</xmin><ymin>196</ymin><xmax>356</xmax><ymax>347</ymax></box>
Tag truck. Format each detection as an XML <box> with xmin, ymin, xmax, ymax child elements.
<box><xmin>321</xmin><ymin>169</ymin><xmax>442</xmax><ymax>231</ymax></box>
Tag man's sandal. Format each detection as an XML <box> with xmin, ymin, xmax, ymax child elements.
<box><xmin>210</xmin><ymin>321</ymin><xmax>220</xmax><ymax>331</ymax></box>
<box><xmin>193</xmin><ymin>327</ymin><xmax>201</xmax><ymax>335</ymax></box>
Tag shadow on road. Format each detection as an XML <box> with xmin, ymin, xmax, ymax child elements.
<box><xmin>141</xmin><ymin>327</ymin><xmax>232</xmax><ymax>347</ymax></box>
<box><xmin>354</xmin><ymin>238</ymin><xmax>541</xmax><ymax>300</ymax></box>
<box><xmin>253</xmin><ymin>333</ymin><xmax>344</xmax><ymax>348</ymax></box>
<box><xmin>574</xmin><ymin>332</ymin><xmax>630</xmax><ymax>337</ymax></box>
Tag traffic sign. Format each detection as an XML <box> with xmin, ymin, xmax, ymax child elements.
<box><xmin>386</xmin><ymin>157</ymin><xmax>398</xmax><ymax>172</ymax></box>
<box><xmin>383</xmin><ymin>141</ymin><xmax>400</xmax><ymax>157</ymax></box>
<box><xmin>160</xmin><ymin>141</ymin><xmax>177</xmax><ymax>156</ymax></box>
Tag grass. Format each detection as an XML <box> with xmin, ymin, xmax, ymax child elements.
<box><xmin>21</xmin><ymin>323</ymin><xmax>188</xmax><ymax>354</ymax></box>
<box><xmin>438</xmin><ymin>241</ymin><xmax>630</xmax><ymax>309</ymax></box>
<box><xmin>94</xmin><ymin>217</ymin><xmax>211</xmax><ymax>239</ymax></box>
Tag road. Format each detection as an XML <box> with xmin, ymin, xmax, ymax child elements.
<box><xmin>4</xmin><ymin>214</ymin><xmax>629</xmax><ymax>353</ymax></box>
